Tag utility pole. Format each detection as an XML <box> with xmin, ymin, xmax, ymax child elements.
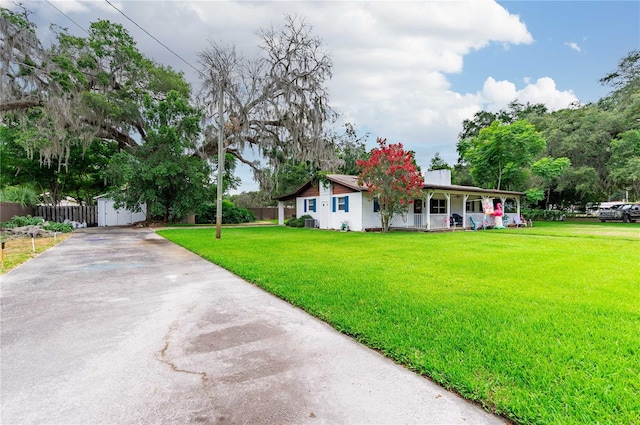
<box><xmin>216</xmin><ymin>78</ymin><xmax>224</xmax><ymax>239</ymax></box>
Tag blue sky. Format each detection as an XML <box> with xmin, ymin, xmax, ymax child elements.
<box><xmin>451</xmin><ymin>1</ymin><xmax>640</xmax><ymax>104</ymax></box>
<box><xmin>3</xmin><ymin>1</ymin><xmax>639</xmax><ymax>192</ymax></box>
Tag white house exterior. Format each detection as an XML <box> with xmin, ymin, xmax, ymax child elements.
<box><xmin>96</xmin><ymin>195</ymin><xmax>147</xmax><ymax>227</ymax></box>
<box><xmin>276</xmin><ymin>171</ymin><xmax>525</xmax><ymax>231</ymax></box>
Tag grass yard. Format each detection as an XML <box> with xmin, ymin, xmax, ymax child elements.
<box><xmin>158</xmin><ymin>222</ymin><xmax>639</xmax><ymax>425</ymax></box>
<box><xmin>0</xmin><ymin>234</ymin><xmax>70</xmax><ymax>274</ymax></box>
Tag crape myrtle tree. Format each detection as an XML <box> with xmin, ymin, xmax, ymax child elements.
<box><xmin>357</xmin><ymin>138</ymin><xmax>424</xmax><ymax>233</ymax></box>
<box><xmin>197</xmin><ymin>15</ymin><xmax>342</xmax><ymax>198</ymax></box>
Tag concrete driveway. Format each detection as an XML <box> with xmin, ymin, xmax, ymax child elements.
<box><xmin>1</xmin><ymin>227</ymin><xmax>506</xmax><ymax>425</ymax></box>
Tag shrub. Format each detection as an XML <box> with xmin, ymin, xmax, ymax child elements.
<box><xmin>0</xmin><ymin>215</ymin><xmax>74</xmax><ymax>233</ymax></box>
<box><xmin>1</xmin><ymin>215</ymin><xmax>44</xmax><ymax>228</ymax></box>
<box><xmin>195</xmin><ymin>200</ymin><xmax>255</xmax><ymax>224</ymax></box>
<box><xmin>286</xmin><ymin>214</ymin><xmax>312</xmax><ymax>227</ymax></box>
<box><xmin>0</xmin><ymin>185</ymin><xmax>40</xmax><ymax>208</ymax></box>
<box><xmin>521</xmin><ymin>208</ymin><xmax>566</xmax><ymax>221</ymax></box>
<box><xmin>43</xmin><ymin>222</ymin><xmax>74</xmax><ymax>233</ymax></box>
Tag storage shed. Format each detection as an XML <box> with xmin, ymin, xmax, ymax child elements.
<box><xmin>96</xmin><ymin>195</ymin><xmax>147</xmax><ymax>227</ymax></box>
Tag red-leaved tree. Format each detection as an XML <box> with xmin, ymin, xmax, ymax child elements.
<box><xmin>357</xmin><ymin>138</ymin><xmax>425</xmax><ymax>232</ymax></box>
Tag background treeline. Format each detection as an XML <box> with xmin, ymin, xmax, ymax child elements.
<box><xmin>1</xmin><ymin>4</ymin><xmax>638</xmax><ymax>220</ymax></box>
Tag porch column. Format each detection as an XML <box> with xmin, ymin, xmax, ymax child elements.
<box><xmin>426</xmin><ymin>192</ymin><xmax>433</xmax><ymax>231</ymax></box>
<box><xmin>277</xmin><ymin>201</ymin><xmax>285</xmax><ymax>226</ymax></box>
<box><xmin>463</xmin><ymin>194</ymin><xmax>469</xmax><ymax>229</ymax></box>
<box><xmin>516</xmin><ymin>197</ymin><xmax>521</xmax><ymax>217</ymax></box>
<box><xmin>445</xmin><ymin>193</ymin><xmax>451</xmax><ymax>228</ymax></box>
<box><xmin>501</xmin><ymin>196</ymin><xmax>507</xmax><ymax>224</ymax></box>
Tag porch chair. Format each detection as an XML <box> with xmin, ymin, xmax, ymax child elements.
<box><xmin>469</xmin><ymin>216</ymin><xmax>484</xmax><ymax>231</ymax></box>
<box><xmin>513</xmin><ymin>215</ymin><xmax>527</xmax><ymax>227</ymax></box>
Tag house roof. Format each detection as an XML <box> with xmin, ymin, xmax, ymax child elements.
<box><xmin>424</xmin><ymin>183</ymin><xmax>524</xmax><ymax>197</ymax></box>
<box><xmin>274</xmin><ymin>174</ymin><xmax>366</xmax><ymax>201</ymax></box>
<box><xmin>274</xmin><ymin>174</ymin><xmax>524</xmax><ymax>201</ymax></box>
<box><xmin>324</xmin><ymin>174</ymin><xmax>367</xmax><ymax>192</ymax></box>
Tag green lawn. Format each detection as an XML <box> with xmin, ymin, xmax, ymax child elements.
<box><xmin>157</xmin><ymin>222</ymin><xmax>639</xmax><ymax>425</ymax></box>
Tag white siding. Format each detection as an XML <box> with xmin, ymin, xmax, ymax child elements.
<box><xmin>296</xmin><ymin>197</ymin><xmax>321</xmax><ymax>227</ymax></box>
<box><xmin>362</xmin><ymin>197</ymin><xmax>381</xmax><ymax>230</ymax></box>
<box><xmin>97</xmin><ymin>198</ymin><xmax>146</xmax><ymax>227</ymax></box>
<box><xmin>329</xmin><ymin>191</ymin><xmax>363</xmax><ymax>231</ymax></box>
<box><xmin>361</xmin><ymin>198</ymin><xmax>418</xmax><ymax>230</ymax></box>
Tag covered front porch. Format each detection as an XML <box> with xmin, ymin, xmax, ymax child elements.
<box><xmin>397</xmin><ymin>187</ymin><xmax>524</xmax><ymax>231</ymax></box>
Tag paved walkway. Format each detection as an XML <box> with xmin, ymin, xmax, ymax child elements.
<box><xmin>1</xmin><ymin>227</ymin><xmax>506</xmax><ymax>425</ymax></box>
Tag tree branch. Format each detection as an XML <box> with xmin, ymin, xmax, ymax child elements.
<box><xmin>0</xmin><ymin>99</ymin><xmax>44</xmax><ymax>112</ymax></box>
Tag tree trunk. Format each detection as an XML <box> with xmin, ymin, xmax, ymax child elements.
<box><xmin>381</xmin><ymin>210</ymin><xmax>390</xmax><ymax>233</ymax></box>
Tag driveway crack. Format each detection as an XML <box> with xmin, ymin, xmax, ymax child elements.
<box><xmin>158</xmin><ymin>340</ymin><xmax>208</xmax><ymax>384</ymax></box>
<box><xmin>156</xmin><ymin>306</ymin><xmax>208</xmax><ymax>384</ymax></box>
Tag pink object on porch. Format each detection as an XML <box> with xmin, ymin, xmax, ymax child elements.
<box><xmin>492</xmin><ymin>203</ymin><xmax>503</xmax><ymax>217</ymax></box>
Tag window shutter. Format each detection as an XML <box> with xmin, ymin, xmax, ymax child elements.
<box><xmin>374</xmin><ymin>199</ymin><xmax>380</xmax><ymax>212</ymax></box>
<box><xmin>344</xmin><ymin>196</ymin><xmax>349</xmax><ymax>212</ymax></box>
<box><xmin>304</xmin><ymin>199</ymin><xmax>307</xmax><ymax>212</ymax></box>
<box><xmin>312</xmin><ymin>199</ymin><xmax>317</xmax><ymax>212</ymax></box>
<box><xmin>332</xmin><ymin>197</ymin><xmax>336</xmax><ymax>212</ymax></box>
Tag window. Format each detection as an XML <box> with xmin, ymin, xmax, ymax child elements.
<box><xmin>466</xmin><ymin>200</ymin><xmax>479</xmax><ymax>212</ymax></box>
<box><xmin>338</xmin><ymin>196</ymin><xmax>346</xmax><ymax>211</ymax></box>
<box><xmin>373</xmin><ymin>199</ymin><xmax>380</xmax><ymax>212</ymax></box>
<box><xmin>430</xmin><ymin>198</ymin><xmax>446</xmax><ymax>214</ymax></box>
<box><xmin>304</xmin><ymin>198</ymin><xmax>317</xmax><ymax>213</ymax></box>
<box><xmin>413</xmin><ymin>199</ymin><xmax>423</xmax><ymax>214</ymax></box>
<box><xmin>332</xmin><ymin>196</ymin><xmax>349</xmax><ymax>212</ymax></box>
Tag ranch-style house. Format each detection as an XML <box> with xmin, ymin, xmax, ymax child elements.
<box><xmin>275</xmin><ymin>170</ymin><xmax>525</xmax><ymax>231</ymax></box>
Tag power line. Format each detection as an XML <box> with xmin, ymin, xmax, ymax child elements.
<box><xmin>103</xmin><ymin>0</ymin><xmax>204</xmax><ymax>78</ymax></box>
<box><xmin>44</xmin><ymin>0</ymin><xmax>89</xmax><ymax>34</ymax></box>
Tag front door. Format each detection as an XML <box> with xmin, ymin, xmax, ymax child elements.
<box><xmin>320</xmin><ymin>200</ymin><xmax>330</xmax><ymax>229</ymax></box>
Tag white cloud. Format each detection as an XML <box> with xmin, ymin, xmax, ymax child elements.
<box><xmin>13</xmin><ymin>0</ymin><xmax>584</xmax><ymax>187</ymax></box>
<box><xmin>565</xmin><ymin>41</ymin><xmax>581</xmax><ymax>52</ymax></box>
<box><xmin>479</xmin><ymin>76</ymin><xmax>578</xmax><ymax>112</ymax></box>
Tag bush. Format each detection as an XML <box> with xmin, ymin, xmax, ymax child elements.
<box><xmin>0</xmin><ymin>215</ymin><xmax>74</xmax><ymax>233</ymax></box>
<box><xmin>286</xmin><ymin>214</ymin><xmax>312</xmax><ymax>228</ymax></box>
<box><xmin>0</xmin><ymin>185</ymin><xmax>40</xmax><ymax>208</ymax></box>
<box><xmin>521</xmin><ymin>208</ymin><xmax>566</xmax><ymax>221</ymax></box>
<box><xmin>1</xmin><ymin>215</ymin><xmax>44</xmax><ymax>228</ymax></box>
<box><xmin>195</xmin><ymin>200</ymin><xmax>255</xmax><ymax>224</ymax></box>
<box><xmin>43</xmin><ymin>222</ymin><xmax>74</xmax><ymax>233</ymax></box>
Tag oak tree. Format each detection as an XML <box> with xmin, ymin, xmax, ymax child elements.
<box><xmin>461</xmin><ymin>120</ymin><xmax>545</xmax><ymax>191</ymax></box>
<box><xmin>106</xmin><ymin>91</ymin><xmax>211</xmax><ymax>223</ymax></box>
<box><xmin>197</xmin><ymin>15</ymin><xmax>339</xmax><ymax>194</ymax></box>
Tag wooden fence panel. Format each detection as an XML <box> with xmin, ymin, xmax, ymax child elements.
<box><xmin>35</xmin><ymin>206</ymin><xmax>98</xmax><ymax>226</ymax></box>
<box><xmin>0</xmin><ymin>202</ymin><xmax>35</xmax><ymax>222</ymax></box>
<box><xmin>249</xmin><ymin>207</ymin><xmax>296</xmax><ymax>220</ymax></box>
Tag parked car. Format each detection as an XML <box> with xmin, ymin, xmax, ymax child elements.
<box><xmin>598</xmin><ymin>203</ymin><xmax>640</xmax><ymax>222</ymax></box>
<box><xmin>619</xmin><ymin>203</ymin><xmax>640</xmax><ymax>223</ymax></box>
